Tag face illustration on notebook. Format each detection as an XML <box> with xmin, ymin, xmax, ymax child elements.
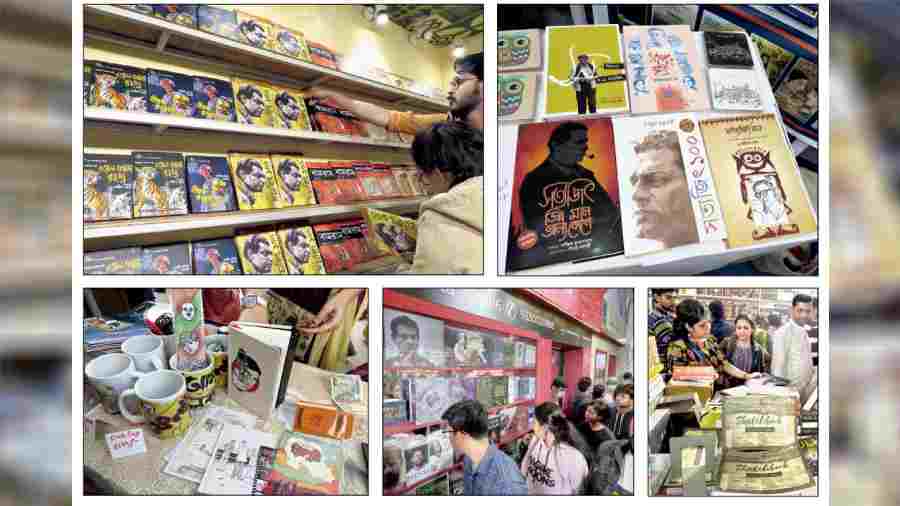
<box><xmin>232</xmin><ymin>349</ymin><xmax>261</xmax><ymax>392</ymax></box>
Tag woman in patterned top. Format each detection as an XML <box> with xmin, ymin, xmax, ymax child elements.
<box><xmin>721</xmin><ymin>314</ymin><xmax>771</xmax><ymax>389</ymax></box>
<box><xmin>666</xmin><ymin>299</ymin><xmax>759</xmax><ymax>390</ymax></box>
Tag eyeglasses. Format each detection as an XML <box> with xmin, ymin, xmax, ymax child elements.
<box><xmin>449</xmin><ymin>75</ymin><xmax>478</xmax><ymax>89</ymax></box>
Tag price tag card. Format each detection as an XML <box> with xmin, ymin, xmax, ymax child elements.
<box><xmin>105</xmin><ymin>428</ymin><xmax>147</xmax><ymax>459</ymax></box>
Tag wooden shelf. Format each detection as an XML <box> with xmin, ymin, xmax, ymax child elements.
<box><xmin>84</xmin><ymin>5</ymin><xmax>450</xmax><ymax>113</ymax></box>
<box><xmin>83</xmin><ymin>197</ymin><xmax>426</xmax><ymax>250</ymax></box>
<box><xmin>84</xmin><ymin>107</ymin><xmax>412</xmax><ymax>150</ymax></box>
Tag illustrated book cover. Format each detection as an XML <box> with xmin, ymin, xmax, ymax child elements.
<box><xmin>233</xmin><ymin>78</ymin><xmax>275</xmax><ymax>127</ymax></box>
<box><xmin>235</xmin><ymin>230</ymin><xmax>289</xmax><ymax>275</ymax></box>
<box><xmin>91</xmin><ymin>61</ymin><xmax>147</xmax><ymax>112</ymax></box>
<box><xmin>131</xmin><ymin>151</ymin><xmax>188</xmax><ymax>217</ymax></box>
<box><xmin>544</xmin><ymin>25</ymin><xmax>628</xmax><ymax>117</ymax></box>
<box><xmin>235</xmin><ymin>11</ymin><xmax>274</xmax><ymax>50</ymax></box>
<box><xmin>277</xmin><ymin>226</ymin><xmax>325</xmax><ymax>275</ymax></box>
<box><xmin>499</xmin><ymin>72</ymin><xmax>539</xmax><ymax>122</ymax></box>
<box><xmin>271</xmin><ymin>24</ymin><xmax>312</xmax><ymax>61</ymax></box>
<box><xmin>412</xmin><ymin>376</ymin><xmax>451</xmax><ymax>425</ymax></box>
<box><xmin>308</xmin><ymin>41</ymin><xmax>340</xmax><ymax>70</ymax></box>
<box><xmin>272</xmin><ymin>86</ymin><xmax>312</xmax><ymax>130</ymax></box>
<box><xmin>141</xmin><ymin>242</ymin><xmax>192</xmax><ymax>274</ymax></box>
<box><xmin>506</xmin><ymin>118</ymin><xmax>624</xmax><ymax>271</ymax></box>
<box><xmin>186</xmin><ymin>154</ymin><xmax>238</xmax><ymax>213</ymax></box>
<box><xmin>83</xmin><ymin>153</ymin><xmax>133</xmax><ymax>222</ymax></box>
<box><xmin>253</xmin><ymin>432</ymin><xmax>343</xmax><ymax>495</ymax></box>
<box><xmin>383</xmin><ymin>308</ymin><xmax>446</xmax><ymax>368</ymax></box>
<box><xmin>498</xmin><ymin>29</ymin><xmax>543</xmax><ymax>72</ymax></box>
<box><xmin>709</xmin><ymin>68</ymin><xmax>763</xmax><ymax>111</ymax></box>
<box><xmin>704</xmin><ymin>31</ymin><xmax>755</xmax><ymax>68</ymax></box>
<box><xmin>228</xmin><ymin>153</ymin><xmax>281</xmax><ymax>210</ymax></box>
<box><xmin>146</xmin><ymin>68</ymin><xmax>195</xmax><ymax>117</ymax></box>
<box><xmin>307</xmin><ymin>160</ymin><xmax>342</xmax><ymax>205</ymax></box>
<box><xmin>700</xmin><ymin>114</ymin><xmax>817</xmax><ymax>248</ymax></box>
<box><xmin>362</xmin><ymin>207</ymin><xmax>417</xmax><ymax>262</ymax></box>
<box><xmin>444</xmin><ymin>326</ymin><xmax>490</xmax><ymax>368</ymax></box>
<box><xmin>612</xmin><ymin>113</ymin><xmax>726</xmax><ymax>256</ymax></box>
<box><xmin>83</xmin><ymin>248</ymin><xmax>141</xmax><ymax>275</ymax></box>
<box><xmin>192</xmin><ymin>238</ymin><xmax>242</xmax><ymax>275</ymax></box>
<box><xmin>312</xmin><ymin>222</ymin><xmax>352</xmax><ymax>274</ymax></box>
<box><xmin>197</xmin><ymin>5</ymin><xmax>239</xmax><ymax>41</ymax></box>
<box><xmin>269</xmin><ymin>154</ymin><xmax>316</xmax><ymax>207</ymax></box>
<box><xmin>227</xmin><ymin>321</ymin><xmax>298</xmax><ymax>419</ymax></box>
<box><xmin>193</xmin><ymin>76</ymin><xmax>236</xmax><ymax>122</ymax></box>
<box><xmin>623</xmin><ymin>25</ymin><xmax>711</xmax><ymax>114</ymax></box>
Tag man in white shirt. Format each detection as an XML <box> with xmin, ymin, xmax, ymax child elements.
<box><xmin>771</xmin><ymin>294</ymin><xmax>814</xmax><ymax>395</ymax></box>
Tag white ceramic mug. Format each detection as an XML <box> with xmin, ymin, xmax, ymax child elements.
<box><xmin>122</xmin><ymin>334</ymin><xmax>166</xmax><ymax>373</ymax></box>
<box><xmin>118</xmin><ymin>369</ymin><xmax>192</xmax><ymax>439</ymax></box>
<box><xmin>85</xmin><ymin>353</ymin><xmax>143</xmax><ymax>414</ymax></box>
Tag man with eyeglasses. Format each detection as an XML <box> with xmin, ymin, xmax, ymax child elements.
<box><xmin>306</xmin><ymin>52</ymin><xmax>484</xmax><ymax>135</ymax></box>
<box><xmin>441</xmin><ymin>400</ymin><xmax>527</xmax><ymax>495</ymax></box>
<box><xmin>649</xmin><ymin>288</ymin><xmax>676</xmax><ymax>379</ymax></box>
<box><xmin>384</xmin><ymin>315</ymin><xmax>435</xmax><ymax>367</ymax></box>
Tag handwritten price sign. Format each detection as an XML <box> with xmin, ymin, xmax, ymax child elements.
<box><xmin>105</xmin><ymin>428</ymin><xmax>147</xmax><ymax>459</ymax></box>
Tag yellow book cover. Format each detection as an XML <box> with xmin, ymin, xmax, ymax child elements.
<box><xmin>235</xmin><ymin>11</ymin><xmax>274</xmax><ymax>50</ymax></box>
<box><xmin>277</xmin><ymin>226</ymin><xmax>326</xmax><ymax>275</ymax></box>
<box><xmin>271</xmin><ymin>23</ymin><xmax>312</xmax><ymax>62</ymax></box>
<box><xmin>235</xmin><ymin>231</ymin><xmax>288</xmax><ymax>274</ymax></box>
<box><xmin>269</xmin><ymin>154</ymin><xmax>316</xmax><ymax>207</ymax></box>
<box><xmin>271</xmin><ymin>86</ymin><xmax>312</xmax><ymax>131</ymax></box>
<box><xmin>362</xmin><ymin>207</ymin><xmax>417</xmax><ymax>262</ymax></box>
<box><xmin>700</xmin><ymin>114</ymin><xmax>817</xmax><ymax>248</ymax></box>
<box><xmin>233</xmin><ymin>78</ymin><xmax>275</xmax><ymax>127</ymax></box>
<box><xmin>228</xmin><ymin>153</ymin><xmax>281</xmax><ymax>210</ymax></box>
<box><xmin>544</xmin><ymin>25</ymin><xmax>629</xmax><ymax>117</ymax></box>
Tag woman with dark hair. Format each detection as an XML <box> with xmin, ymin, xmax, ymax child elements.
<box><xmin>666</xmin><ymin>299</ymin><xmax>759</xmax><ymax>390</ymax></box>
<box><xmin>579</xmin><ymin>399</ymin><xmax>616</xmax><ymax>452</ymax></box>
<box><xmin>521</xmin><ymin>402</ymin><xmax>590</xmax><ymax>494</ymax></box>
<box><xmin>721</xmin><ymin>314</ymin><xmax>771</xmax><ymax>388</ymax></box>
<box><xmin>406</xmin><ymin>121</ymin><xmax>483</xmax><ymax>273</ymax></box>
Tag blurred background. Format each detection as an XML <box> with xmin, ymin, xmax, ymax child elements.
<box><xmin>832</xmin><ymin>3</ymin><xmax>900</xmax><ymax>505</ymax></box>
<box><xmin>0</xmin><ymin>1</ymin><xmax>72</xmax><ymax>505</ymax></box>
<box><xmin>1</xmin><ymin>1</ymin><xmax>899</xmax><ymax>503</ymax></box>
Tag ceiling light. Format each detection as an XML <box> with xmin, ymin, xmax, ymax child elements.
<box><xmin>452</xmin><ymin>45</ymin><xmax>465</xmax><ymax>58</ymax></box>
<box><xmin>374</xmin><ymin>5</ymin><xmax>389</xmax><ymax>26</ymax></box>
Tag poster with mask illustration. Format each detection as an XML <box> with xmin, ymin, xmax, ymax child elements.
<box><xmin>383</xmin><ymin>309</ymin><xmax>446</xmax><ymax>368</ymax></box>
<box><xmin>499</xmin><ymin>72</ymin><xmax>539</xmax><ymax>122</ymax></box>
<box><xmin>498</xmin><ymin>29</ymin><xmax>542</xmax><ymax>72</ymax></box>
<box><xmin>544</xmin><ymin>25</ymin><xmax>628</xmax><ymax>118</ymax></box>
<box><xmin>624</xmin><ymin>25</ymin><xmax>710</xmax><ymax>114</ymax></box>
<box><xmin>506</xmin><ymin>118</ymin><xmax>624</xmax><ymax>272</ymax></box>
<box><xmin>700</xmin><ymin>114</ymin><xmax>817</xmax><ymax>248</ymax></box>
<box><xmin>613</xmin><ymin>113</ymin><xmax>725</xmax><ymax>256</ymax></box>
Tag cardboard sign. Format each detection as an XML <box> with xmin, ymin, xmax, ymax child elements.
<box><xmin>105</xmin><ymin>428</ymin><xmax>147</xmax><ymax>459</ymax></box>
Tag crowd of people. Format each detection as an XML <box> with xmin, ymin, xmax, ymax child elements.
<box><xmin>649</xmin><ymin>289</ymin><xmax>818</xmax><ymax>396</ymax></box>
<box><xmin>438</xmin><ymin>374</ymin><xmax>634</xmax><ymax>495</ymax></box>
<box><xmin>307</xmin><ymin>52</ymin><xmax>485</xmax><ymax>274</ymax></box>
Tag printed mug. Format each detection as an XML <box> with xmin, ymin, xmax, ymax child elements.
<box><xmin>169</xmin><ymin>355</ymin><xmax>216</xmax><ymax>408</ymax></box>
<box><xmin>85</xmin><ymin>353</ymin><xmax>143</xmax><ymax>414</ymax></box>
<box><xmin>206</xmin><ymin>333</ymin><xmax>229</xmax><ymax>389</ymax></box>
<box><xmin>118</xmin><ymin>369</ymin><xmax>192</xmax><ymax>439</ymax></box>
<box><xmin>121</xmin><ymin>334</ymin><xmax>166</xmax><ymax>373</ymax></box>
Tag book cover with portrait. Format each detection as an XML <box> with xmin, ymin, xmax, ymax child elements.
<box><xmin>235</xmin><ymin>230</ymin><xmax>289</xmax><ymax>274</ymax></box>
<box><xmin>228</xmin><ymin>153</ymin><xmax>282</xmax><ymax>210</ymax></box>
<box><xmin>506</xmin><ymin>118</ymin><xmax>624</xmax><ymax>271</ymax></box>
<box><xmin>232</xmin><ymin>78</ymin><xmax>275</xmax><ymax>127</ymax></box>
<box><xmin>192</xmin><ymin>238</ymin><xmax>242</xmax><ymax>275</ymax></box>
<box><xmin>623</xmin><ymin>25</ymin><xmax>710</xmax><ymax>114</ymax></box>
<box><xmin>269</xmin><ymin>154</ymin><xmax>316</xmax><ymax>207</ymax></box>
<box><xmin>612</xmin><ymin>113</ymin><xmax>726</xmax><ymax>257</ymax></box>
<box><xmin>543</xmin><ymin>25</ymin><xmax>628</xmax><ymax>118</ymax></box>
<box><xmin>277</xmin><ymin>226</ymin><xmax>325</xmax><ymax>275</ymax></box>
<box><xmin>700</xmin><ymin>114</ymin><xmax>817</xmax><ymax>248</ymax></box>
<box><xmin>141</xmin><ymin>242</ymin><xmax>192</xmax><ymax>275</ymax></box>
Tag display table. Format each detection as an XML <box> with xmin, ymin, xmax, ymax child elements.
<box><xmin>499</xmin><ymin>30</ymin><xmax>817</xmax><ymax>275</ymax></box>
<box><xmin>83</xmin><ymin>361</ymin><xmax>369</xmax><ymax>495</ymax></box>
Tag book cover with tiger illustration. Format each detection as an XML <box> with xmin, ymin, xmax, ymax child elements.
<box><xmin>92</xmin><ymin>61</ymin><xmax>148</xmax><ymax>112</ymax></box>
<box><xmin>132</xmin><ymin>151</ymin><xmax>188</xmax><ymax>218</ymax></box>
<box><xmin>83</xmin><ymin>153</ymin><xmax>133</xmax><ymax>222</ymax></box>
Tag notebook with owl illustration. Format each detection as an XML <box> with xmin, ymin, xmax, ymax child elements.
<box><xmin>227</xmin><ymin>321</ymin><xmax>298</xmax><ymax>420</ymax></box>
<box><xmin>499</xmin><ymin>72</ymin><xmax>539</xmax><ymax>122</ymax></box>
<box><xmin>498</xmin><ymin>29</ymin><xmax>542</xmax><ymax>72</ymax></box>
